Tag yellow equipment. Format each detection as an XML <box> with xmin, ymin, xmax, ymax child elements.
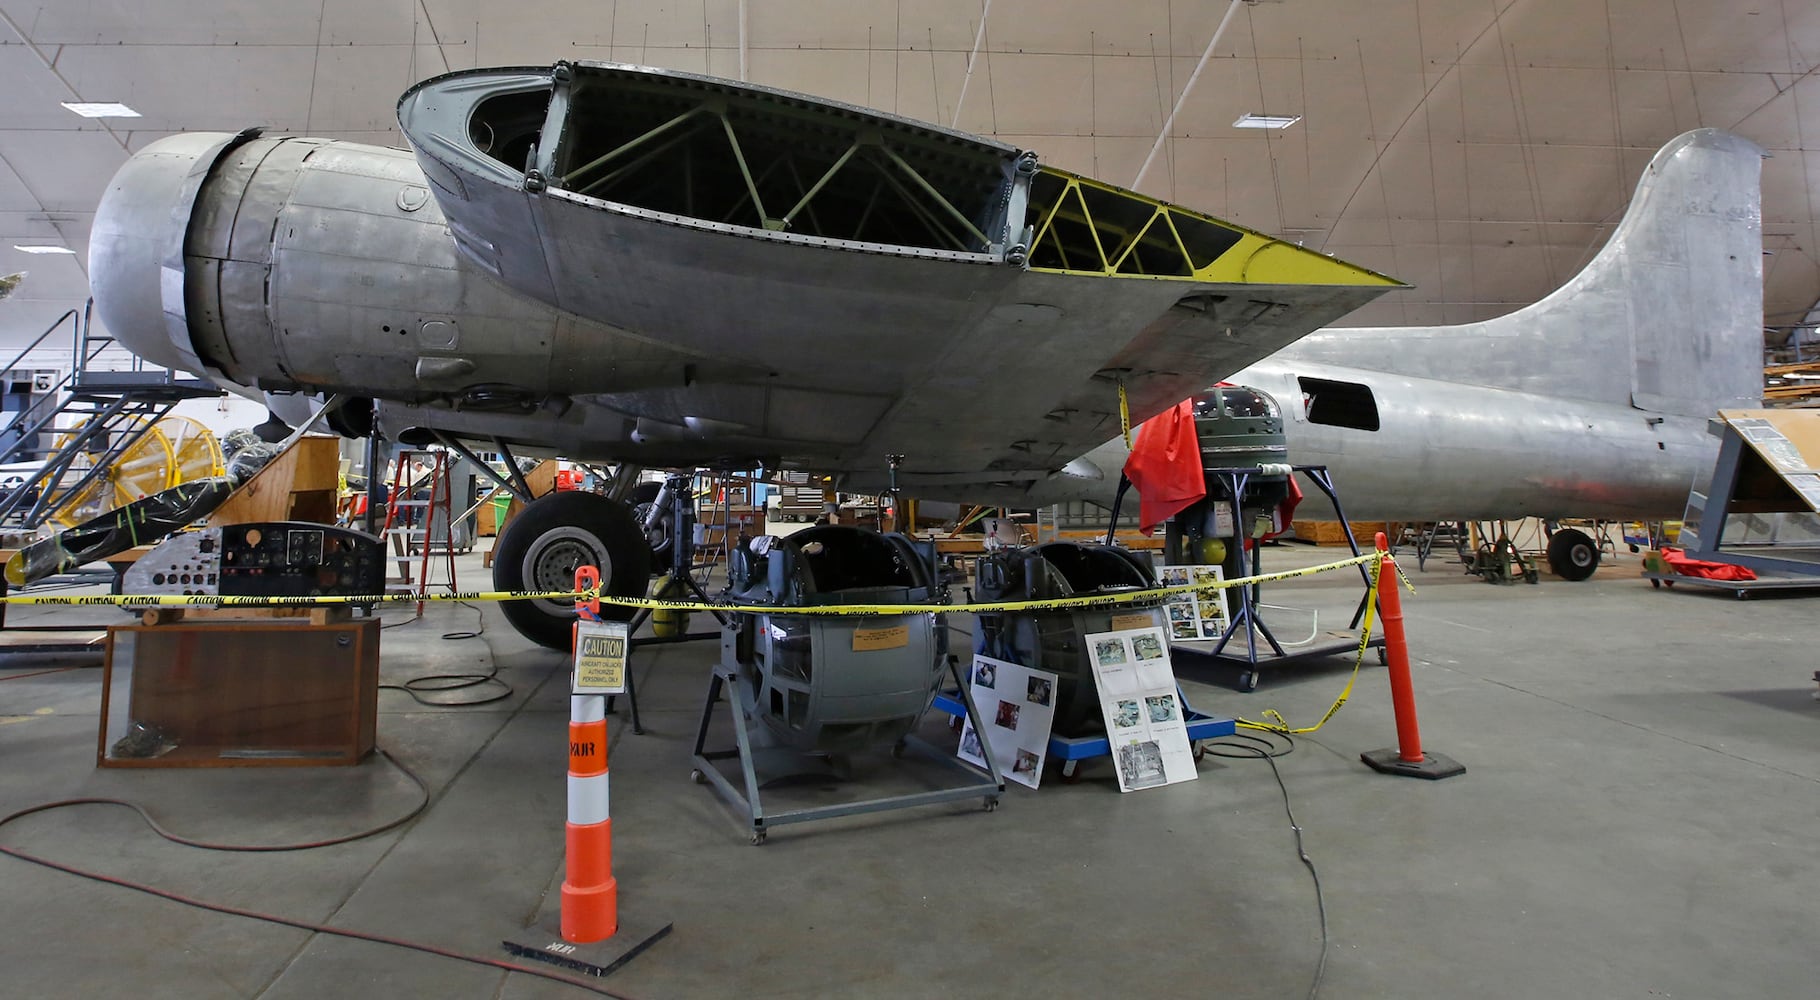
<box><xmin>52</xmin><ymin>415</ymin><xmax>226</xmax><ymax>527</ymax></box>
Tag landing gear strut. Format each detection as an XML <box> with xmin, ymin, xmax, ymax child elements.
<box><xmin>492</xmin><ymin>491</ymin><xmax>651</xmax><ymax>649</ymax></box>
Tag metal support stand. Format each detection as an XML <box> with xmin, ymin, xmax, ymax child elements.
<box><xmin>610</xmin><ymin>473</ymin><xmax>729</xmax><ymax>735</ymax></box>
<box><xmin>690</xmin><ymin>654</ymin><xmax>1003</xmax><ymax>844</ymax></box>
<box><xmin>1171</xmin><ymin>465</ymin><xmax>1386</xmax><ymax>691</ymax></box>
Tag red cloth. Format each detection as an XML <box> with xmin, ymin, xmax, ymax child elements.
<box><xmin>1122</xmin><ymin>399</ymin><xmax>1206</xmax><ymax>535</ymax></box>
<box><xmin>1659</xmin><ymin>546</ymin><xmax>1757</xmax><ymax>581</ymax></box>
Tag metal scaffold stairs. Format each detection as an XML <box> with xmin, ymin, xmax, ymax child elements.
<box><xmin>382</xmin><ymin>448</ymin><xmax>458</xmax><ymax>612</ymax></box>
<box><xmin>0</xmin><ymin>302</ymin><xmax>222</xmax><ymax>532</ymax></box>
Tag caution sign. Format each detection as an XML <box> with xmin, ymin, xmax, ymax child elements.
<box><xmin>851</xmin><ymin>623</ymin><xmax>909</xmax><ymax>651</ymax></box>
<box><xmin>573</xmin><ymin>620</ymin><xmax>629</xmax><ymax>694</ymax></box>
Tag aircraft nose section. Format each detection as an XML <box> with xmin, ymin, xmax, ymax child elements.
<box><xmin>88</xmin><ymin>131</ymin><xmax>243</xmax><ymax>374</ymax></box>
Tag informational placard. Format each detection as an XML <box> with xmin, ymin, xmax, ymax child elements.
<box><xmin>1733</xmin><ymin>417</ymin><xmax>1813</xmax><ymax>473</ymax></box>
<box><xmin>957</xmin><ymin>654</ymin><xmax>1058</xmax><ymax>790</ymax></box>
<box><xmin>852</xmin><ymin>623</ymin><xmax>909</xmax><ymax>651</ymax></box>
<box><xmin>1084</xmin><ymin>626</ymin><xmax>1198</xmax><ymax>792</ymax></box>
<box><xmin>572</xmin><ymin>620</ymin><xmax>629</xmax><ymax>694</ymax></box>
<box><xmin>1157</xmin><ymin>564</ymin><xmax>1229</xmax><ymax>642</ymax></box>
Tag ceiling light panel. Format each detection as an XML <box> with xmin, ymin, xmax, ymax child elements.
<box><xmin>1233</xmin><ymin>113</ymin><xmax>1301</xmax><ymax>129</ymax></box>
<box><xmin>61</xmin><ymin>102</ymin><xmax>141</xmax><ymax>118</ymax></box>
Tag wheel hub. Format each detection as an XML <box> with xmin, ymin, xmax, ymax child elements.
<box><xmin>522</xmin><ymin>526</ymin><xmax>609</xmax><ymax>613</ymax></box>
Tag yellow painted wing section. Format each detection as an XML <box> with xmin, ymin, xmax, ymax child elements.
<box><xmin>1027</xmin><ymin>167</ymin><xmax>1403</xmax><ymax>288</ymax></box>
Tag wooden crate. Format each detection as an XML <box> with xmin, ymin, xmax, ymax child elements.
<box><xmin>99</xmin><ymin>617</ymin><xmax>379</xmax><ymax>767</ymax></box>
<box><xmin>208</xmin><ymin>435</ymin><xmax>342</xmax><ymax>527</ymax></box>
<box><xmin>1291</xmin><ymin>520</ymin><xmax>1390</xmax><ymax>545</ymax></box>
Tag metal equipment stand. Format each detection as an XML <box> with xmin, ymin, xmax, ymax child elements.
<box><xmin>610</xmin><ymin>473</ymin><xmax>727</xmax><ymax>734</ymax></box>
<box><xmin>1172</xmin><ymin>465</ymin><xmax>1386</xmax><ymax>691</ymax></box>
<box><xmin>1464</xmin><ymin>522</ymin><xmax>1540</xmax><ymax>584</ymax></box>
<box><xmin>689</xmin><ymin>654</ymin><xmax>1003</xmax><ymax>845</ymax></box>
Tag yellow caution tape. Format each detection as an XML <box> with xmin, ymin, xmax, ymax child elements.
<box><xmin>0</xmin><ymin>589</ymin><xmax>586</xmax><ymax>608</ymax></box>
<box><xmin>1235</xmin><ymin>556</ymin><xmax>1385</xmax><ymax>736</ymax></box>
<box><xmin>1118</xmin><ymin>379</ymin><xmax>1133</xmax><ymax>449</ymax></box>
<box><xmin>0</xmin><ymin>551</ymin><xmax>1388</xmax><ymax>615</ymax></box>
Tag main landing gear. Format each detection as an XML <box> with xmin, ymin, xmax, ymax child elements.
<box><xmin>1545</xmin><ymin>527</ymin><xmax>1601</xmax><ymax>582</ymax></box>
<box><xmin>492</xmin><ymin>490</ymin><xmax>652</xmax><ymax>649</ymax></box>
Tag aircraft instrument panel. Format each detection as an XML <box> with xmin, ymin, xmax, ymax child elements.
<box><xmin>122</xmin><ymin>522</ymin><xmax>385</xmax><ymax>601</ymax></box>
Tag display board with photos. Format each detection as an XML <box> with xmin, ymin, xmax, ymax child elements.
<box><xmin>1158</xmin><ymin>563</ymin><xmax>1230</xmax><ymax>642</ymax></box>
<box><xmin>1084</xmin><ymin>626</ymin><xmax>1199</xmax><ymax>792</ymax></box>
<box><xmin>957</xmin><ymin>654</ymin><xmax>1059</xmax><ymax>790</ymax></box>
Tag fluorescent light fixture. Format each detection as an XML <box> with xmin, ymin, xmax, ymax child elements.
<box><xmin>1234</xmin><ymin>113</ymin><xmax>1301</xmax><ymax>129</ymax></box>
<box><xmin>12</xmin><ymin>244</ymin><xmax>74</xmax><ymax>255</ymax></box>
<box><xmin>60</xmin><ymin>101</ymin><xmax>140</xmax><ymax>118</ymax></box>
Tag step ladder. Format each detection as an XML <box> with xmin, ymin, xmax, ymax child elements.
<box><xmin>381</xmin><ymin>448</ymin><xmax>458</xmax><ymax>613</ymax></box>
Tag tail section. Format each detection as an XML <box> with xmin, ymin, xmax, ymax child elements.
<box><xmin>1280</xmin><ymin>129</ymin><xmax>1766</xmax><ymax>417</ymax></box>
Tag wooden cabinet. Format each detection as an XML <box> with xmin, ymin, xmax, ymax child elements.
<box><xmin>99</xmin><ymin>617</ymin><xmax>380</xmax><ymax>767</ymax></box>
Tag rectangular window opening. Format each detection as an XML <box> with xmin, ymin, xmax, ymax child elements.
<box><xmin>1298</xmin><ymin>377</ymin><xmax>1380</xmax><ymax>431</ymax></box>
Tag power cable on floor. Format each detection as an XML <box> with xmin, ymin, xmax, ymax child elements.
<box><xmin>378</xmin><ymin>601</ymin><xmax>512</xmax><ymax>707</ymax></box>
<box><xmin>1200</xmin><ymin>730</ymin><xmax>1329</xmax><ymax>1000</ymax></box>
<box><xmin>0</xmin><ymin>666</ymin><xmax>80</xmax><ymax>682</ymax></box>
<box><xmin>0</xmin><ymin>748</ymin><xmax>643</xmax><ymax>999</ymax></box>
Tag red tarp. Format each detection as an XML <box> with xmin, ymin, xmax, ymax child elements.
<box><xmin>1122</xmin><ymin>399</ymin><xmax>1206</xmax><ymax>535</ymax></box>
<box><xmin>1658</xmin><ymin>546</ymin><xmax>1757</xmax><ymax>581</ymax></box>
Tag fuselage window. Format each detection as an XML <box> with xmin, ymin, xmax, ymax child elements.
<box><xmin>1297</xmin><ymin>377</ymin><xmax>1380</xmax><ymax>431</ymax></box>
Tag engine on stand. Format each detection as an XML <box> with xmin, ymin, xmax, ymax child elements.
<box><xmin>689</xmin><ymin>524</ymin><xmax>1002</xmax><ymax>843</ymax></box>
<box><xmin>1153</xmin><ymin>384</ymin><xmax>1387</xmax><ymax>690</ymax></box>
<box><xmin>1161</xmin><ymin>385</ymin><xmax>1293</xmax><ymax>583</ymax></box>
<box><xmin>972</xmin><ymin>542</ymin><xmax>1165</xmax><ymax>737</ymax></box>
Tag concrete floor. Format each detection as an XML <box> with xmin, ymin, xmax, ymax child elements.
<box><xmin>1</xmin><ymin>540</ymin><xmax>1816</xmax><ymax>999</ymax></box>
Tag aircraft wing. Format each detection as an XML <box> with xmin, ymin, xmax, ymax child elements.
<box><xmin>391</xmin><ymin>63</ymin><xmax>1401</xmax><ymax>487</ymax></box>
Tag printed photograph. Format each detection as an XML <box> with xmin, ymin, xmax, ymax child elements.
<box><xmin>973</xmin><ymin>661</ymin><xmax>996</xmax><ymax>689</ymax></box>
<box><xmin>1192</xmin><ymin>567</ymin><xmax>1218</xmax><ymax>584</ymax></box>
<box><xmin>959</xmin><ymin>726</ymin><xmax>982</xmax><ymax>760</ymax></box>
<box><xmin>1026</xmin><ymin>675</ymin><xmax>1053</xmax><ymax>707</ymax></box>
<box><xmin>1118</xmin><ymin>740</ymin><xmax>1168</xmax><ymax>789</ymax></box>
<box><xmin>1160</xmin><ymin>567</ymin><xmax>1188</xmax><ymax>585</ymax></box>
<box><xmin>1167</xmin><ymin>604</ymin><xmax>1193</xmax><ymax>622</ymax></box>
<box><xmin>1171</xmin><ymin>620</ymin><xmax>1197</xmax><ymax>640</ymax></box>
<box><xmin>1145</xmin><ymin>694</ymin><xmax>1179</xmax><ymax>724</ymax></box>
<box><xmin>1132</xmin><ymin>634</ymin><xmax>1165</xmax><ymax>660</ymax></box>
<box><xmin>1094</xmin><ymin>639</ymin><xmax>1128</xmax><ymax>665</ymax></box>
<box><xmin>994</xmin><ymin>699</ymin><xmax>1021</xmax><ymax>730</ymax></box>
<box><xmin>1113</xmin><ymin>699</ymin><xmax>1142</xmax><ymax>729</ymax></box>
<box><xmin>1012</xmin><ymin>749</ymin><xmax>1040</xmax><ymax>776</ymax></box>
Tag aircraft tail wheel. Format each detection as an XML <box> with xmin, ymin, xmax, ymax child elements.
<box><xmin>492</xmin><ymin>490</ymin><xmax>651</xmax><ymax>649</ymax></box>
<box><xmin>1237</xmin><ymin>670</ymin><xmax>1259</xmax><ymax>692</ymax></box>
<box><xmin>1546</xmin><ymin>528</ymin><xmax>1600</xmax><ymax>581</ymax></box>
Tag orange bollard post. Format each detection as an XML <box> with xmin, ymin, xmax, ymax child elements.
<box><xmin>503</xmin><ymin>564</ymin><xmax>673</xmax><ymax>978</ymax></box>
<box><xmin>563</xmin><ymin>565</ymin><xmax>618</xmax><ymax>941</ymax></box>
<box><xmin>1360</xmin><ymin>533</ymin><xmax>1465</xmax><ymax>780</ymax></box>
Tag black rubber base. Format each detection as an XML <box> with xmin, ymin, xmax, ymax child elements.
<box><xmin>1360</xmin><ymin>747</ymin><xmax>1466</xmax><ymax>780</ymax></box>
<box><xmin>502</xmin><ymin>914</ymin><xmax>673</xmax><ymax>978</ymax></box>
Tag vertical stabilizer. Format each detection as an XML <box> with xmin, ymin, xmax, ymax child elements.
<box><xmin>1279</xmin><ymin>129</ymin><xmax>1767</xmax><ymax>417</ymax></box>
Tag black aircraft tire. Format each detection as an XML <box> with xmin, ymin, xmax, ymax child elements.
<box><xmin>494</xmin><ymin>491</ymin><xmax>651</xmax><ymax>649</ymax></box>
<box><xmin>1546</xmin><ymin>528</ymin><xmax>1600</xmax><ymax>582</ymax></box>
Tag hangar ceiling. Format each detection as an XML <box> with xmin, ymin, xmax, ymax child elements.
<box><xmin>0</xmin><ymin>0</ymin><xmax>1815</xmax><ymax>358</ymax></box>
